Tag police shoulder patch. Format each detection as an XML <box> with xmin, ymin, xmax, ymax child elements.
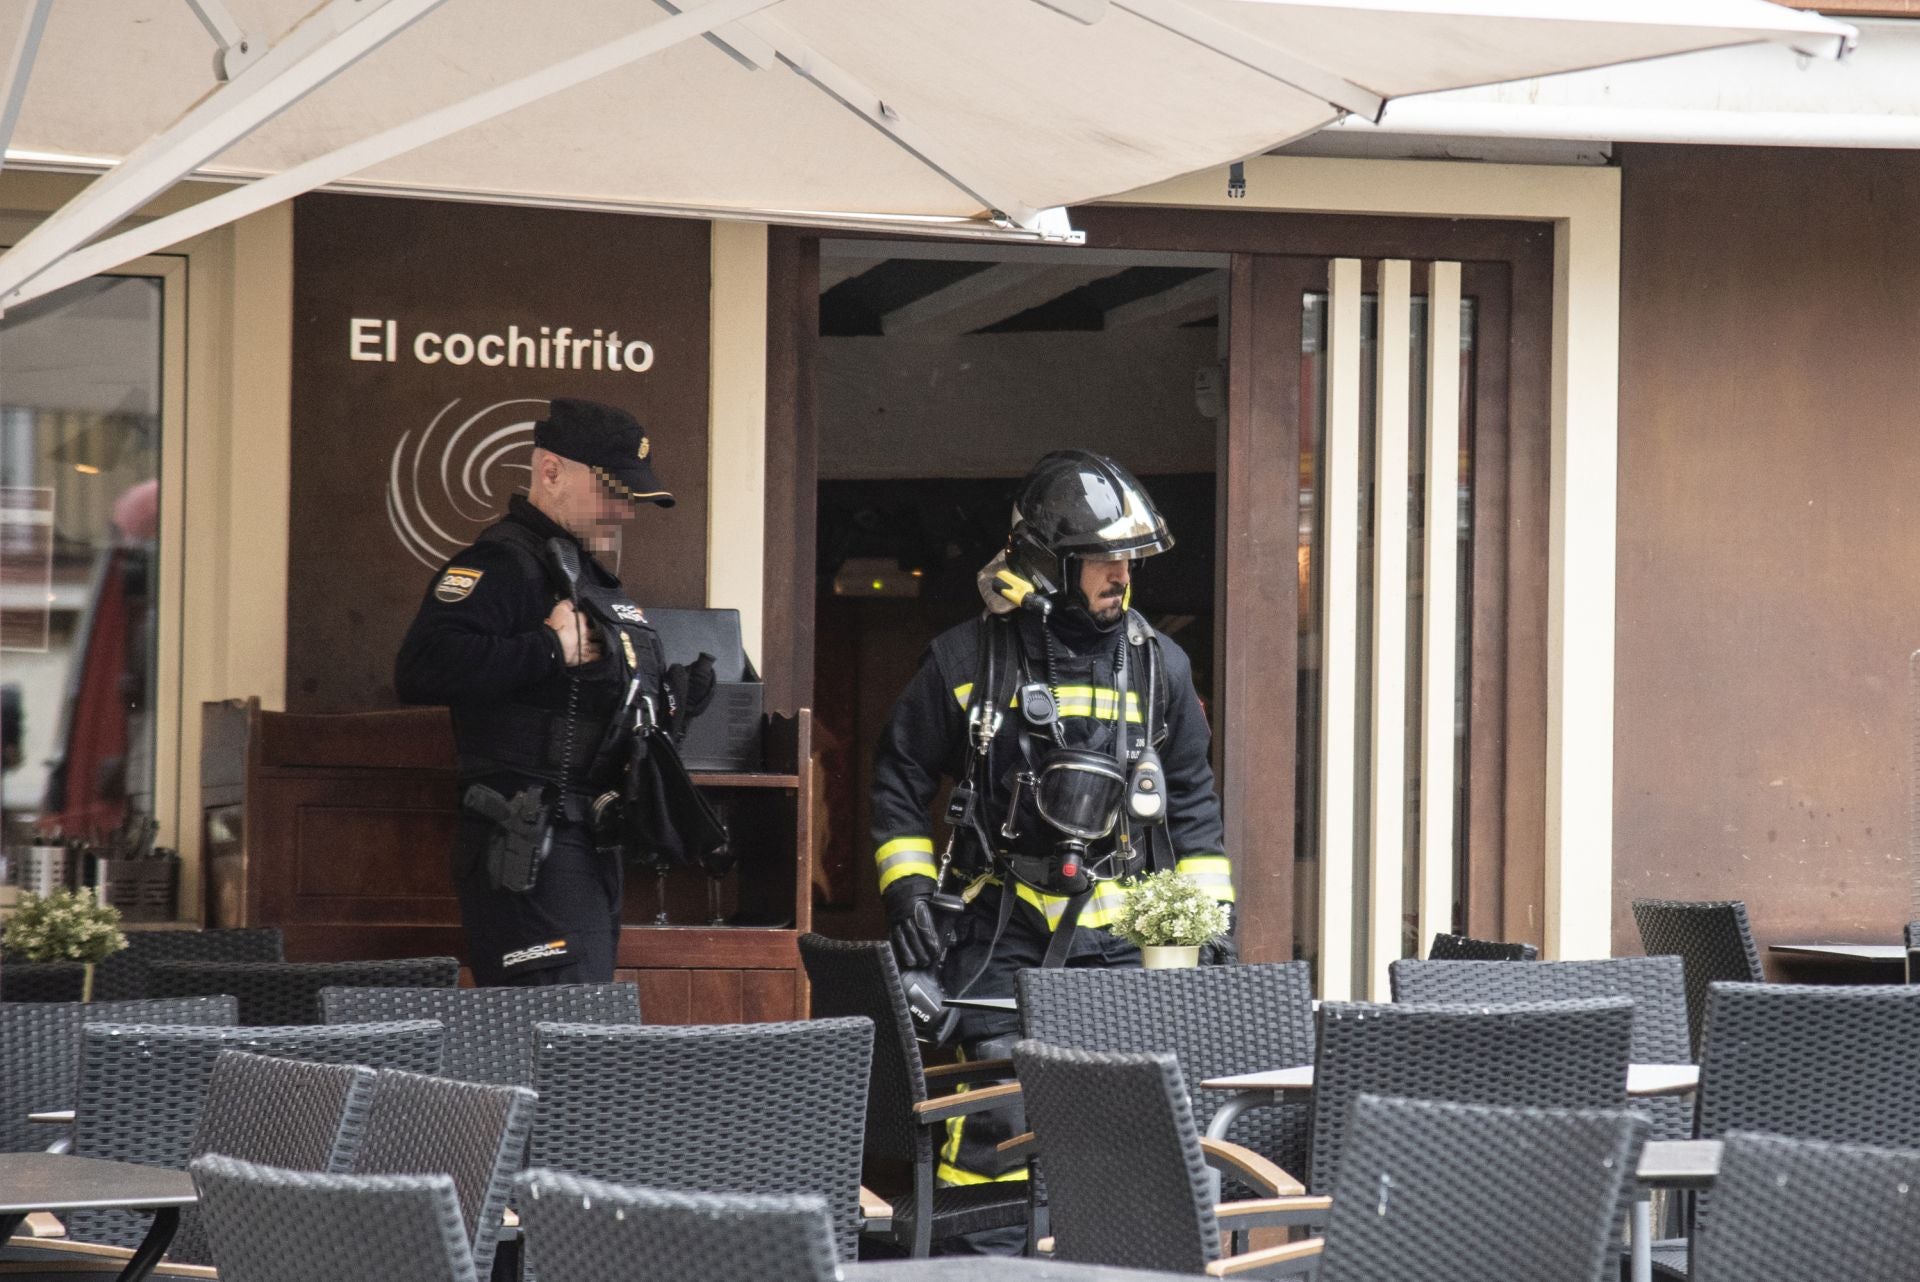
<box><xmin>434</xmin><ymin>566</ymin><xmax>484</xmax><ymax>603</ymax></box>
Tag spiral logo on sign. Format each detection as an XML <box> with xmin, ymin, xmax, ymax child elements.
<box><xmin>386</xmin><ymin>398</ymin><xmax>546</xmax><ymax>569</ymax></box>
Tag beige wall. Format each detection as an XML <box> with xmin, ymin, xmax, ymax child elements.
<box><xmin>1615</xmin><ymin>144</ymin><xmax>1920</xmax><ymax>960</ymax></box>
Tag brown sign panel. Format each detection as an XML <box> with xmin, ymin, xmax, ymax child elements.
<box><xmin>287</xmin><ymin>193</ymin><xmax>711</xmax><ymax>712</ymax></box>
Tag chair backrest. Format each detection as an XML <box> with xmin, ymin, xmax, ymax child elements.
<box><xmin>1309</xmin><ymin>998</ymin><xmax>1634</xmax><ymax>1194</ymax></box>
<box><xmin>1427</xmin><ymin>932</ymin><xmax>1538</xmax><ymax>961</ymax></box>
<box><xmin>1631</xmin><ymin>899</ymin><xmax>1764</xmax><ymax>1055</ymax></box>
<box><xmin>65</xmin><ymin>1020</ymin><xmax>443</xmax><ymax>1247</ymax></box>
<box><xmin>1012</xmin><ymin>1039</ymin><xmax>1217</xmax><ymax>1275</ymax></box>
<box><xmin>1691</xmin><ymin>1131</ymin><xmax>1920</xmax><ymax>1282</ymax></box>
<box><xmin>528</xmin><ymin>1018</ymin><xmax>871</xmax><ymax>1260</ymax></box>
<box><xmin>1389</xmin><ymin>955</ymin><xmax>1693</xmax><ymax>1140</ymax></box>
<box><xmin>1696</xmin><ymin>983</ymin><xmax>1920</xmax><ymax>1147</ymax></box>
<box><xmin>1317</xmin><ymin>1096</ymin><xmax>1648</xmax><ymax>1282</ymax></box>
<box><xmin>796</xmin><ymin>934</ymin><xmax>930</xmax><ymax>1167</ymax></box>
<box><xmin>516</xmin><ymin>1169</ymin><xmax>840</xmax><ymax>1282</ymax></box>
<box><xmin>1906</xmin><ymin>922</ymin><xmax>1919</xmax><ymax>985</ymax></box>
<box><xmin>148</xmin><ymin>957</ymin><xmax>460</xmax><ymax>1025</ymax></box>
<box><xmin>0</xmin><ymin>959</ymin><xmax>87</xmax><ymax>1002</ymax></box>
<box><xmin>93</xmin><ymin>927</ymin><xmax>285</xmax><ymax>1003</ymax></box>
<box><xmin>350</xmin><ymin>1068</ymin><xmax>537</xmax><ymax>1279</ymax></box>
<box><xmin>192</xmin><ymin>1153</ymin><xmax>478</xmax><ymax>1282</ymax></box>
<box><xmin>1016</xmin><ymin>962</ymin><xmax>1318</xmax><ymax>1183</ymax></box>
<box><xmin>169</xmin><ymin>1051</ymin><xmax>379</xmax><ymax>1265</ymax></box>
<box><xmin>0</xmin><ymin>995</ymin><xmax>236</xmax><ymax>1153</ymax></box>
<box><xmin>319</xmin><ymin>982</ymin><xmax>640</xmax><ymax>1086</ymax></box>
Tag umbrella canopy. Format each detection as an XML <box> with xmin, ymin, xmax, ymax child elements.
<box><xmin>0</xmin><ymin>0</ymin><xmax>1855</xmax><ymax>308</ymax></box>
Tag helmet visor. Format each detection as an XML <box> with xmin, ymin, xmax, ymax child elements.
<box><xmin>1050</xmin><ymin>471</ymin><xmax>1173</xmax><ymax>560</ymax></box>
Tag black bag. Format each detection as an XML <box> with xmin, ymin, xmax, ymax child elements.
<box><xmin>621</xmin><ymin>727</ymin><xmax>733</xmax><ymax>878</ymax></box>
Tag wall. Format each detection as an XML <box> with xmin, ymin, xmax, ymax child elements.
<box><xmin>1615</xmin><ymin>144</ymin><xmax>1920</xmax><ymax>957</ymax></box>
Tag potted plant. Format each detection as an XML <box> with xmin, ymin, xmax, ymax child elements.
<box><xmin>2</xmin><ymin>887</ymin><xmax>128</xmax><ymax>1002</ymax></box>
<box><xmin>1111</xmin><ymin>869</ymin><xmax>1230</xmax><ymax>969</ymax></box>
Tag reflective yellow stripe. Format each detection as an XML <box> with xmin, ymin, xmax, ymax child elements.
<box><xmin>951</xmin><ymin>682</ymin><xmax>1141</xmax><ymax>722</ymax></box>
<box><xmin>937</xmin><ymin>1159</ymin><xmax>1029</xmax><ymax>1185</ymax></box>
<box><xmin>952</xmin><ymin>682</ymin><xmax>974</xmax><ymax>709</ymax></box>
<box><xmin>1176</xmin><ymin>854</ymin><xmax>1236</xmax><ymax>903</ymax></box>
<box><xmin>875</xmin><ymin>837</ymin><xmax>938</xmax><ymax>891</ymax></box>
<box><xmin>1076</xmin><ymin>880</ymin><xmax>1134</xmax><ymax>929</ymax></box>
<box><xmin>981</xmin><ymin>874</ymin><xmax>1133</xmax><ymax>932</ymax></box>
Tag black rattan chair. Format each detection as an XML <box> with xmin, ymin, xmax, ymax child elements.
<box><xmin>319</xmin><ymin>982</ymin><xmax>639</xmax><ymax>1086</ymax></box>
<box><xmin>1426</xmin><ymin>932</ymin><xmax>1538</xmax><ymax>961</ymax></box>
<box><xmin>517</xmin><ymin>1170</ymin><xmax>840</xmax><ymax>1282</ymax></box>
<box><xmin>1308</xmin><ymin>998</ymin><xmax>1634</xmax><ymax>1196</ymax></box>
<box><xmin>92</xmin><ymin>928</ymin><xmax>284</xmax><ymax>1003</ymax></box>
<box><xmin>192</xmin><ymin>1154</ymin><xmax>478</xmax><ymax>1282</ymax></box>
<box><xmin>1631</xmin><ymin>899</ymin><xmax>1764</xmax><ymax>1056</ymax></box>
<box><xmin>147</xmin><ymin>957</ymin><xmax>459</xmax><ymax>1025</ymax></box>
<box><xmin>527</xmin><ymin>1018</ymin><xmax>871</xmax><ymax>1262</ymax></box>
<box><xmin>1011</xmin><ymin>1040</ymin><xmax>1325</xmax><ymax>1277</ymax></box>
<box><xmin>796</xmin><ymin>934</ymin><xmax>1030</xmax><ymax>1256</ymax></box>
<box><xmin>1017</xmin><ymin>962</ymin><xmax>1317</xmax><ymax>1194</ymax></box>
<box><xmin>1689</xmin><ymin>1131</ymin><xmax>1920</xmax><ymax>1282</ymax></box>
<box><xmin>59</xmin><ymin>1020</ymin><xmax>442</xmax><ymax>1248</ymax></box>
<box><xmin>1390</xmin><ymin>956</ymin><xmax>1693</xmax><ymax>1142</ymax></box>
<box><xmin>1314</xmin><ymin>1095</ymin><xmax>1648</xmax><ymax>1282</ymax></box>
<box><xmin>349</xmin><ymin>1068</ymin><xmax>536</xmax><ymax>1280</ymax></box>
<box><xmin>0</xmin><ymin>996</ymin><xmax>236</xmax><ymax>1154</ymax></box>
<box><xmin>0</xmin><ymin>961</ymin><xmax>87</xmax><ymax>1003</ymax></box>
<box><xmin>1905</xmin><ymin>922</ymin><xmax>1919</xmax><ymax>984</ymax></box>
<box><xmin>1696</xmin><ymin>983</ymin><xmax>1920</xmax><ymax>1147</ymax></box>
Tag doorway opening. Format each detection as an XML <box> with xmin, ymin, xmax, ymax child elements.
<box><xmin>807</xmin><ymin>242</ymin><xmax>1228</xmax><ymax>941</ymax></box>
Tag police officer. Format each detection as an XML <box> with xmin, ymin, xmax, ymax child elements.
<box><xmin>870</xmin><ymin>449</ymin><xmax>1235</xmax><ymax>1211</ymax></box>
<box><xmin>396</xmin><ymin>398</ymin><xmax>689</xmax><ymax>986</ymax></box>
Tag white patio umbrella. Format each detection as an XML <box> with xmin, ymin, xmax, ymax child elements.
<box><xmin>0</xmin><ymin>0</ymin><xmax>1855</xmax><ymax>310</ymax></box>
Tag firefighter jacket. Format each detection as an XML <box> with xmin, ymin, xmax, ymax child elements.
<box><xmin>871</xmin><ymin>608</ymin><xmax>1232</xmax><ymax>930</ymax></box>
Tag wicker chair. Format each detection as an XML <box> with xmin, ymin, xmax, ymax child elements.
<box><xmin>1314</xmin><ymin>1095</ymin><xmax>1648</xmax><ymax>1282</ymax></box>
<box><xmin>527</xmin><ymin>1018</ymin><xmax>871</xmax><ymax>1262</ymax></box>
<box><xmin>516</xmin><ymin>1170</ymin><xmax>840</xmax><ymax>1282</ymax></box>
<box><xmin>796</xmin><ymin>934</ymin><xmax>1031</xmax><ymax>1256</ymax></box>
<box><xmin>348</xmin><ymin>1069</ymin><xmax>536</xmax><ymax>1280</ymax></box>
<box><xmin>192</xmin><ymin>1154</ymin><xmax>478</xmax><ymax>1282</ymax></box>
<box><xmin>1631</xmin><ymin>899</ymin><xmax>1764</xmax><ymax>1056</ymax></box>
<box><xmin>0</xmin><ymin>961</ymin><xmax>87</xmax><ymax>1003</ymax></box>
<box><xmin>1308</xmin><ymin>998</ymin><xmax>1634</xmax><ymax>1196</ymax></box>
<box><xmin>1011</xmin><ymin>1040</ymin><xmax>1327</xmax><ymax>1277</ymax></box>
<box><xmin>0</xmin><ymin>996</ymin><xmax>236</xmax><ymax>1154</ymax></box>
<box><xmin>1696</xmin><ymin>984</ymin><xmax>1920</xmax><ymax>1147</ymax></box>
<box><xmin>147</xmin><ymin>957</ymin><xmax>459</xmax><ymax>1025</ymax></box>
<box><xmin>60</xmin><ymin>1020</ymin><xmax>443</xmax><ymax>1249</ymax></box>
<box><xmin>319</xmin><ymin>982</ymin><xmax>639</xmax><ymax>1086</ymax></box>
<box><xmin>1017</xmin><ymin>962</ymin><xmax>1317</xmax><ymax>1196</ymax></box>
<box><xmin>92</xmin><ymin>928</ymin><xmax>284</xmax><ymax>1003</ymax></box>
<box><xmin>1905</xmin><ymin>922</ymin><xmax>1919</xmax><ymax>984</ymax></box>
<box><xmin>1389</xmin><ymin>956</ymin><xmax>1693</xmax><ymax>1142</ymax></box>
<box><xmin>1690</xmin><ymin>1132</ymin><xmax>1920</xmax><ymax>1282</ymax></box>
<box><xmin>1426</xmin><ymin>932</ymin><xmax>1538</xmax><ymax>961</ymax></box>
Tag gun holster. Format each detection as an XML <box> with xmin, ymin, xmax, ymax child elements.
<box><xmin>462</xmin><ymin>782</ymin><xmax>555</xmax><ymax>893</ymax></box>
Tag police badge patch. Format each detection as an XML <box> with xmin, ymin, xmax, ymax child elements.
<box><xmin>435</xmin><ymin>567</ymin><xmax>484</xmax><ymax>603</ymax></box>
<box><xmin>612</xmin><ymin>602</ymin><xmax>645</xmax><ymax>624</ymax></box>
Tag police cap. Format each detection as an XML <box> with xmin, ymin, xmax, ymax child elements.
<box><xmin>533</xmin><ymin>397</ymin><xmax>674</xmax><ymax>508</ymax></box>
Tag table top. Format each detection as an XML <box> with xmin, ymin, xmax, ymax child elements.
<box><xmin>1636</xmin><ymin>1139</ymin><xmax>1721</xmax><ymax>1191</ymax></box>
<box><xmin>0</xmin><ymin>1153</ymin><xmax>196</xmax><ymax>1215</ymax></box>
<box><xmin>944</xmin><ymin>996</ymin><xmax>1019</xmax><ymax>1012</ymax></box>
<box><xmin>1769</xmin><ymin>943</ymin><xmax>1907</xmax><ymax>963</ymax></box>
<box><xmin>846</xmin><ymin>1260</ymin><xmax>1188</xmax><ymax>1280</ymax></box>
<box><xmin>1201</xmin><ymin>1062</ymin><xmax>1699</xmax><ymax>1099</ymax></box>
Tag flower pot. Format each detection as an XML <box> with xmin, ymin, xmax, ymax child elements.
<box><xmin>1140</xmin><ymin>944</ymin><xmax>1201</xmax><ymax>969</ymax></box>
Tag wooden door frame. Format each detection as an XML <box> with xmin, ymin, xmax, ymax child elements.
<box><xmin>763</xmin><ymin>203</ymin><xmax>1557</xmax><ymax>964</ymax></box>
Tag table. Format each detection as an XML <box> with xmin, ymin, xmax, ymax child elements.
<box><xmin>944</xmin><ymin>996</ymin><xmax>1019</xmax><ymax>1013</ymax></box>
<box><xmin>0</xmin><ymin>1152</ymin><xmax>196</xmax><ymax>1282</ymax></box>
<box><xmin>846</xmin><ymin>1260</ymin><xmax>1189</xmax><ymax>1280</ymax></box>
<box><xmin>1769</xmin><ymin>943</ymin><xmax>1907</xmax><ymax>964</ymax></box>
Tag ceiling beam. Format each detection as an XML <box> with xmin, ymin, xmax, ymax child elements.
<box><xmin>880</xmin><ymin>262</ymin><xmax>1125</xmax><ymax>337</ymax></box>
<box><xmin>0</xmin><ymin>0</ymin><xmax>53</xmax><ymax>175</ymax></box>
<box><xmin>1103</xmin><ymin>271</ymin><xmax>1224</xmax><ymax>329</ymax></box>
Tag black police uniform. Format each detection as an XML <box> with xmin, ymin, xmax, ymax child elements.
<box><xmin>870</xmin><ymin>605</ymin><xmax>1232</xmax><ymax>1186</ymax></box>
<box><xmin>395</xmin><ymin>399</ymin><xmax>674</xmax><ymax>987</ymax></box>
